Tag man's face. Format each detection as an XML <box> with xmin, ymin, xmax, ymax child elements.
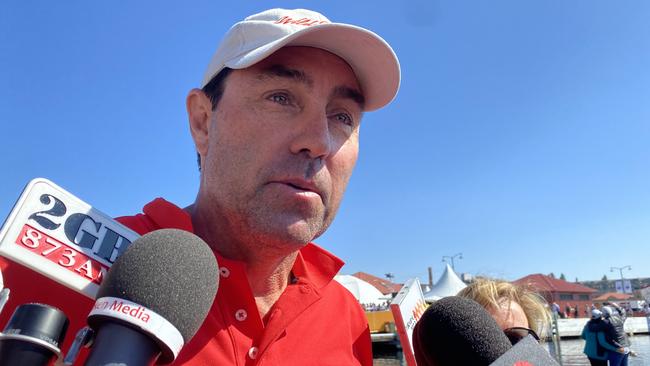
<box><xmin>197</xmin><ymin>46</ymin><xmax>363</xmax><ymax>249</ymax></box>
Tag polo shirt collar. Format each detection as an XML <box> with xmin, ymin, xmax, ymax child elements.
<box><xmin>141</xmin><ymin>198</ymin><xmax>343</xmax><ymax>289</ymax></box>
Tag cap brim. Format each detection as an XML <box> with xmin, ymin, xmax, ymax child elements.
<box><xmin>222</xmin><ymin>23</ymin><xmax>400</xmax><ymax>112</ymax></box>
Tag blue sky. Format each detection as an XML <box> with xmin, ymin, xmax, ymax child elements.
<box><xmin>2</xmin><ymin>1</ymin><xmax>649</xmax><ymax>284</ymax></box>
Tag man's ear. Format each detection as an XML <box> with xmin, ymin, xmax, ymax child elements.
<box><xmin>186</xmin><ymin>89</ymin><xmax>213</xmax><ymax>162</ymax></box>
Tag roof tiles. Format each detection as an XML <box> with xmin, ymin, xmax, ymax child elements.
<box><xmin>513</xmin><ymin>273</ymin><xmax>597</xmax><ymax>294</ymax></box>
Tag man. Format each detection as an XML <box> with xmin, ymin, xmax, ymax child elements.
<box><xmin>116</xmin><ymin>8</ymin><xmax>400</xmax><ymax>365</ymax></box>
<box><xmin>602</xmin><ymin>305</ymin><xmax>631</xmax><ymax>366</ymax></box>
<box><xmin>551</xmin><ymin>301</ymin><xmax>561</xmax><ymax>318</ymax></box>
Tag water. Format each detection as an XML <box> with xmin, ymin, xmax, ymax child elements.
<box><xmin>553</xmin><ymin>335</ymin><xmax>650</xmax><ymax>366</ymax></box>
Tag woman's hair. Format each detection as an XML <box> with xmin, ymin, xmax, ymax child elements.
<box><xmin>457</xmin><ymin>278</ymin><xmax>551</xmax><ymax>336</ymax></box>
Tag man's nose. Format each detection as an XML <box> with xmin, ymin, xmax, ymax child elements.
<box><xmin>289</xmin><ymin>111</ymin><xmax>332</xmax><ymax>160</ymax></box>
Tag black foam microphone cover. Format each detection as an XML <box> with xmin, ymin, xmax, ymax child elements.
<box><xmin>413</xmin><ymin>296</ymin><xmax>512</xmax><ymax>366</ymax></box>
<box><xmin>88</xmin><ymin>228</ymin><xmax>219</xmax><ymax>363</ymax></box>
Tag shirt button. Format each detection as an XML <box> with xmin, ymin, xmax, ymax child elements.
<box><xmin>235</xmin><ymin>309</ymin><xmax>247</xmax><ymax>321</ymax></box>
<box><xmin>248</xmin><ymin>346</ymin><xmax>258</xmax><ymax>359</ymax></box>
<box><xmin>219</xmin><ymin>266</ymin><xmax>230</xmax><ymax>278</ymax></box>
<box><xmin>300</xmin><ymin>285</ymin><xmax>311</xmax><ymax>294</ymax></box>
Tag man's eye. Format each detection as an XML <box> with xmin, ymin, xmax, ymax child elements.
<box><xmin>269</xmin><ymin>93</ymin><xmax>290</xmax><ymax>105</ymax></box>
<box><xmin>333</xmin><ymin>113</ymin><xmax>354</xmax><ymax>126</ymax></box>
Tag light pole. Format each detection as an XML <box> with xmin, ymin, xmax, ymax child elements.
<box><xmin>442</xmin><ymin>253</ymin><xmax>463</xmax><ymax>271</ymax></box>
<box><xmin>610</xmin><ymin>265</ymin><xmax>631</xmax><ymax>293</ymax></box>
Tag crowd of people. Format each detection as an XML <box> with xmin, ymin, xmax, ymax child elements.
<box><xmin>549</xmin><ymin>300</ymin><xmax>644</xmax><ymax>319</ymax></box>
<box><xmin>550</xmin><ymin>301</ymin><xmax>592</xmax><ymax>319</ymax></box>
<box><xmin>360</xmin><ymin>301</ymin><xmax>390</xmax><ymax>312</ymax></box>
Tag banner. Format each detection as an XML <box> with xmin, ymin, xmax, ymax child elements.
<box><xmin>615</xmin><ymin>280</ymin><xmax>623</xmax><ymax>293</ymax></box>
<box><xmin>615</xmin><ymin>280</ymin><xmax>633</xmax><ymax>294</ymax></box>
<box><xmin>390</xmin><ymin>278</ymin><xmax>427</xmax><ymax>366</ymax></box>
<box><xmin>623</xmin><ymin>279</ymin><xmax>633</xmax><ymax>294</ymax></box>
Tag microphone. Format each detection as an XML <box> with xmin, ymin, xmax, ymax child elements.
<box><xmin>84</xmin><ymin>229</ymin><xmax>219</xmax><ymax>365</ymax></box>
<box><xmin>0</xmin><ymin>303</ymin><xmax>69</xmax><ymax>366</ymax></box>
<box><xmin>490</xmin><ymin>335</ymin><xmax>559</xmax><ymax>366</ymax></box>
<box><xmin>412</xmin><ymin>296</ymin><xmax>559</xmax><ymax>366</ymax></box>
<box><xmin>413</xmin><ymin>296</ymin><xmax>511</xmax><ymax>365</ymax></box>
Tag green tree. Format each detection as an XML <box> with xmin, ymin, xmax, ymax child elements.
<box><xmin>549</xmin><ymin>272</ymin><xmax>556</xmax><ymax>279</ymax></box>
<box><xmin>602</xmin><ymin>274</ymin><xmax>608</xmax><ymax>281</ymax></box>
<box><xmin>560</xmin><ymin>273</ymin><xmax>566</xmax><ymax>281</ymax></box>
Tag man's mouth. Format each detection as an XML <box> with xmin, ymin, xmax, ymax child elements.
<box><xmin>270</xmin><ymin>178</ymin><xmax>323</xmax><ymax>199</ymax></box>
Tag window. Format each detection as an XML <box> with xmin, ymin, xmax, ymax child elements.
<box><xmin>559</xmin><ymin>293</ymin><xmax>573</xmax><ymax>300</ymax></box>
<box><xmin>578</xmin><ymin>294</ymin><xmax>590</xmax><ymax>300</ymax></box>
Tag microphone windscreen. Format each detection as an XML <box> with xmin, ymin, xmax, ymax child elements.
<box><xmin>94</xmin><ymin>229</ymin><xmax>219</xmax><ymax>341</ymax></box>
<box><xmin>413</xmin><ymin>296</ymin><xmax>512</xmax><ymax>366</ymax></box>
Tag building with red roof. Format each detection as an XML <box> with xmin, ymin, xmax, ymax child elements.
<box><xmin>352</xmin><ymin>272</ymin><xmax>402</xmax><ymax>295</ymax></box>
<box><xmin>513</xmin><ymin>273</ymin><xmax>597</xmax><ymax>318</ymax></box>
<box><xmin>592</xmin><ymin>292</ymin><xmax>634</xmax><ymax>302</ymax></box>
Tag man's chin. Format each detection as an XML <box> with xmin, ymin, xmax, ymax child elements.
<box><xmin>247</xmin><ymin>212</ymin><xmax>330</xmax><ymax>248</ymax></box>
<box><xmin>257</xmin><ymin>218</ymin><xmax>327</xmax><ymax>248</ymax></box>
<box><xmin>282</xmin><ymin>222</ymin><xmax>323</xmax><ymax>245</ymax></box>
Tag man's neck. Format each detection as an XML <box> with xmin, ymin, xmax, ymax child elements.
<box><xmin>187</xmin><ymin>202</ymin><xmax>300</xmax><ymax>320</ymax></box>
<box><xmin>247</xmin><ymin>252</ymin><xmax>298</xmax><ymax>320</ymax></box>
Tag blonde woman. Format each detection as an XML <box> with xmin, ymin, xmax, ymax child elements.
<box><xmin>457</xmin><ymin>278</ymin><xmax>552</xmax><ymax>343</ymax></box>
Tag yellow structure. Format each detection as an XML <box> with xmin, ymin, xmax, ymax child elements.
<box><xmin>366</xmin><ymin>310</ymin><xmax>395</xmax><ymax>333</ymax></box>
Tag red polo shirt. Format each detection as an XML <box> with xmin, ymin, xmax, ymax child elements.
<box><xmin>118</xmin><ymin>198</ymin><xmax>372</xmax><ymax>366</ymax></box>
<box><xmin>0</xmin><ymin>198</ymin><xmax>371</xmax><ymax>365</ymax></box>
<box><xmin>116</xmin><ymin>198</ymin><xmax>372</xmax><ymax>365</ymax></box>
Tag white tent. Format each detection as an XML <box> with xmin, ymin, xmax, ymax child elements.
<box><xmin>423</xmin><ymin>263</ymin><xmax>467</xmax><ymax>302</ymax></box>
<box><xmin>334</xmin><ymin>275</ymin><xmax>388</xmax><ymax>305</ymax></box>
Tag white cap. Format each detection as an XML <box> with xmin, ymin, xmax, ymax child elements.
<box><xmin>591</xmin><ymin>309</ymin><xmax>602</xmax><ymax>319</ymax></box>
<box><xmin>201</xmin><ymin>8</ymin><xmax>400</xmax><ymax>111</ymax></box>
<box><xmin>601</xmin><ymin>306</ymin><xmax>613</xmax><ymax>318</ymax></box>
